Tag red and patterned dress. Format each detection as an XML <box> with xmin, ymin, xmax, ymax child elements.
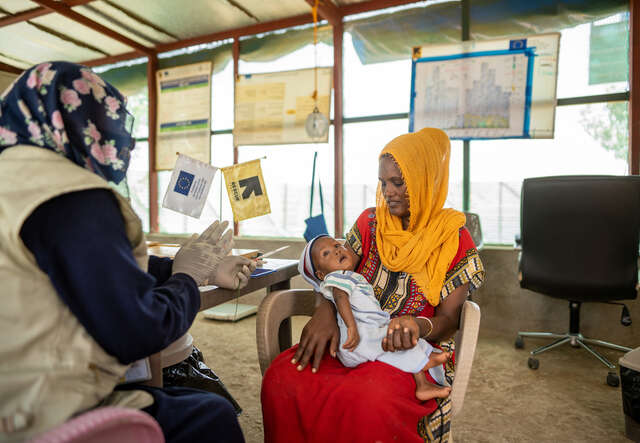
<box><xmin>261</xmin><ymin>208</ymin><xmax>485</xmax><ymax>442</ymax></box>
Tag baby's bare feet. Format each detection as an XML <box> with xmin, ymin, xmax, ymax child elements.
<box><xmin>416</xmin><ymin>384</ymin><xmax>451</xmax><ymax>401</ymax></box>
<box><xmin>423</xmin><ymin>351</ymin><xmax>450</xmax><ymax>371</ymax></box>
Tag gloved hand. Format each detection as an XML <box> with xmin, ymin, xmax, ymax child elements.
<box><xmin>213</xmin><ymin>256</ymin><xmax>257</xmax><ymax>290</ymax></box>
<box><xmin>172</xmin><ymin>220</ymin><xmax>234</xmax><ymax>286</ymax></box>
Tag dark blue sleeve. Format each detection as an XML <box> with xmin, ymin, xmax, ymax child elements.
<box><xmin>148</xmin><ymin>255</ymin><xmax>174</xmax><ymax>285</ymax></box>
<box><xmin>20</xmin><ymin>189</ymin><xmax>201</xmax><ymax>365</ymax></box>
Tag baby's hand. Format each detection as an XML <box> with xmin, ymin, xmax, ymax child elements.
<box><xmin>343</xmin><ymin>326</ymin><xmax>360</xmax><ymax>351</ymax></box>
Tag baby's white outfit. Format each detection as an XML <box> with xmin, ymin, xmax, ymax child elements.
<box><xmin>320</xmin><ymin>270</ymin><xmax>446</xmax><ymax>383</ymax></box>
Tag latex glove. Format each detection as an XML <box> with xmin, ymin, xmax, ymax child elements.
<box><xmin>212</xmin><ymin>255</ymin><xmax>257</xmax><ymax>290</ymax></box>
<box><xmin>172</xmin><ymin>220</ymin><xmax>234</xmax><ymax>286</ymax></box>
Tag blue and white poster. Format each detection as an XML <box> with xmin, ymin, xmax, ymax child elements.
<box><xmin>410</xmin><ymin>33</ymin><xmax>560</xmax><ymax>140</ymax></box>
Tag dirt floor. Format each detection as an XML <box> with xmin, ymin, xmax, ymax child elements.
<box><xmin>189</xmin><ymin>291</ymin><xmax>634</xmax><ymax>443</ymax></box>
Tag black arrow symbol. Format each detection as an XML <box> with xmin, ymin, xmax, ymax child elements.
<box><xmin>239</xmin><ymin>176</ymin><xmax>263</xmax><ymax>199</ymax></box>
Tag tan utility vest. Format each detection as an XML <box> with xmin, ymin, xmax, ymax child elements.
<box><xmin>0</xmin><ymin>145</ymin><xmax>153</xmax><ymax>441</ymax></box>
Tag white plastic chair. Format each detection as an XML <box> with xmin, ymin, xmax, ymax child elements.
<box><xmin>256</xmin><ymin>289</ymin><xmax>481</xmax><ymax>421</ymax></box>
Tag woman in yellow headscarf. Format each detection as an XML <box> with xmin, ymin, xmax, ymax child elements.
<box><xmin>262</xmin><ymin>128</ymin><xmax>485</xmax><ymax>443</ymax></box>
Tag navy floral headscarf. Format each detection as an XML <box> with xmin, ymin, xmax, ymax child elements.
<box><xmin>0</xmin><ymin>61</ymin><xmax>135</xmax><ymax>184</ymax></box>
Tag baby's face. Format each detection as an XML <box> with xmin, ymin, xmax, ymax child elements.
<box><xmin>311</xmin><ymin>236</ymin><xmax>357</xmax><ymax>280</ymax></box>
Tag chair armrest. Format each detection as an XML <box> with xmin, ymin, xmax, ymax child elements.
<box><xmin>141</xmin><ymin>352</ymin><xmax>163</xmax><ymax>388</ymax></box>
<box><xmin>450</xmin><ymin>300</ymin><xmax>481</xmax><ymax>418</ymax></box>
<box><xmin>256</xmin><ymin>289</ymin><xmax>317</xmax><ymax>375</ymax></box>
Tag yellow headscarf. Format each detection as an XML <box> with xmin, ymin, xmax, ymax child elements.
<box><xmin>376</xmin><ymin>127</ymin><xmax>466</xmax><ymax>307</ymax></box>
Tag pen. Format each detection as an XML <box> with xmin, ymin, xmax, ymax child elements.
<box><xmin>256</xmin><ymin>245</ymin><xmax>290</xmax><ymax>259</ymax></box>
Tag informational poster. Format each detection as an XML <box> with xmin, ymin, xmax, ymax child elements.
<box><xmin>234</xmin><ymin>67</ymin><xmax>332</xmax><ymax>146</ymax></box>
<box><xmin>156</xmin><ymin>62</ymin><xmax>212</xmax><ymax>170</ymax></box>
<box><xmin>410</xmin><ymin>33</ymin><xmax>560</xmax><ymax>139</ymax></box>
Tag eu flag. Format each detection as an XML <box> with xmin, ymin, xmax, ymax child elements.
<box><xmin>174</xmin><ymin>170</ymin><xmax>194</xmax><ymax>196</ymax></box>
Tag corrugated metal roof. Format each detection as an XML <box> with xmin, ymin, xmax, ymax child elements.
<box><xmin>0</xmin><ymin>0</ymin><xmax>373</xmax><ymax>71</ymax></box>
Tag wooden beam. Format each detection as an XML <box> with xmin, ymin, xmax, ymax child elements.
<box><xmin>32</xmin><ymin>0</ymin><xmax>154</xmax><ymax>55</ymax></box>
<box><xmin>340</xmin><ymin>0</ymin><xmax>422</xmax><ymax>16</ymax></box>
<box><xmin>81</xmin><ymin>13</ymin><xmax>316</xmax><ymax>68</ymax></box>
<box><xmin>333</xmin><ymin>20</ymin><xmax>344</xmax><ymax>237</ymax></box>
<box><xmin>0</xmin><ymin>0</ymin><xmax>95</xmax><ymax>28</ymax></box>
<box><xmin>147</xmin><ymin>54</ymin><xmax>159</xmax><ymax>232</ymax></box>
<box><xmin>0</xmin><ymin>62</ymin><xmax>23</xmax><ymax>74</ymax></box>
<box><xmin>82</xmin><ymin>51</ymin><xmax>146</xmax><ymax>67</ymax></box>
<box><xmin>631</xmin><ymin>0</ymin><xmax>640</xmax><ymax>175</ymax></box>
<box><xmin>103</xmin><ymin>0</ymin><xmax>179</xmax><ymax>40</ymax></box>
<box><xmin>79</xmin><ymin>1</ymin><xmax>420</xmax><ymax>69</ymax></box>
<box><xmin>233</xmin><ymin>37</ymin><xmax>240</xmax><ymax>236</ymax></box>
<box><xmin>305</xmin><ymin>0</ymin><xmax>342</xmax><ymax>26</ymax></box>
<box><xmin>154</xmin><ymin>13</ymin><xmax>314</xmax><ymax>54</ymax></box>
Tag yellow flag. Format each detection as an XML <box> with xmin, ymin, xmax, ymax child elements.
<box><xmin>221</xmin><ymin>159</ymin><xmax>271</xmax><ymax>221</ymax></box>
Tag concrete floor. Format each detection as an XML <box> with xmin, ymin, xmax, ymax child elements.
<box><xmin>189</xmin><ymin>290</ymin><xmax>634</xmax><ymax>443</ymax></box>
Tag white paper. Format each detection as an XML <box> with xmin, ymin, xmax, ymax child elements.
<box><xmin>162</xmin><ymin>153</ymin><xmax>218</xmax><ymax>218</ymax></box>
<box><xmin>156</xmin><ymin>62</ymin><xmax>212</xmax><ymax>170</ymax></box>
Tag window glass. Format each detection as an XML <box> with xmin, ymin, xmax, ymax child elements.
<box><xmin>212</xmin><ymin>62</ymin><xmax>234</xmax><ymax>130</ymax></box>
<box><xmin>469</xmin><ymin>103</ymin><xmax>628</xmax><ymax>245</ymax></box>
<box><xmin>239</xmin><ymin>42</ymin><xmax>333</xmax><ymax>74</ymax></box>
<box><xmin>342</xmin><ymin>119</ymin><xmax>464</xmax><ymax>234</ymax></box>
<box><xmin>237</xmin><ymin>131</ymin><xmax>335</xmax><ymax>238</ymax></box>
<box><xmin>556</xmin><ymin>14</ymin><xmax>629</xmax><ymax>98</ymax></box>
<box><xmin>124</xmin><ymin>91</ymin><xmax>150</xmax><ymax>231</ymax></box>
<box><xmin>343</xmin><ymin>32</ymin><xmax>412</xmax><ymax>118</ymax></box>
<box><xmin>127</xmin><ymin>140</ymin><xmax>150</xmax><ymax>232</ymax></box>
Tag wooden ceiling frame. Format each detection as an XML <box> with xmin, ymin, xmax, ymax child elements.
<box><xmin>0</xmin><ymin>0</ymin><xmax>95</xmax><ymax>27</ymax></box>
<box><xmin>1</xmin><ymin>1</ymin><xmax>423</xmax><ymax>70</ymax></box>
<box><xmin>31</xmin><ymin>0</ymin><xmax>156</xmax><ymax>56</ymax></box>
<box><xmin>305</xmin><ymin>0</ymin><xmax>342</xmax><ymax>26</ymax></box>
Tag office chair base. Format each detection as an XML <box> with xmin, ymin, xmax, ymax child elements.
<box><xmin>516</xmin><ymin>331</ymin><xmax>632</xmax><ymax>370</ymax></box>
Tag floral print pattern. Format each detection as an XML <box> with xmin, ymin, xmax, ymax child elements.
<box><xmin>0</xmin><ymin>126</ymin><xmax>17</xmax><ymax>146</ymax></box>
<box><xmin>0</xmin><ymin>61</ymin><xmax>134</xmax><ymax>183</ymax></box>
<box><xmin>26</xmin><ymin>63</ymin><xmax>56</xmax><ymax>95</ymax></box>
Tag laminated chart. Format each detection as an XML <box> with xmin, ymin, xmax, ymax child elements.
<box><xmin>156</xmin><ymin>62</ymin><xmax>212</xmax><ymax>170</ymax></box>
<box><xmin>410</xmin><ymin>34</ymin><xmax>560</xmax><ymax>140</ymax></box>
<box><xmin>234</xmin><ymin>67</ymin><xmax>332</xmax><ymax>146</ymax></box>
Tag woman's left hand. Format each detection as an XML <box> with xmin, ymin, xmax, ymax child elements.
<box><xmin>382</xmin><ymin>315</ymin><xmax>420</xmax><ymax>352</ymax></box>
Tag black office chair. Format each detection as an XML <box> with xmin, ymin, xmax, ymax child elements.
<box><xmin>515</xmin><ymin>175</ymin><xmax>640</xmax><ymax>386</ymax></box>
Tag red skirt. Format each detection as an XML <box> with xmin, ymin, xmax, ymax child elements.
<box><xmin>261</xmin><ymin>346</ymin><xmax>440</xmax><ymax>443</ymax></box>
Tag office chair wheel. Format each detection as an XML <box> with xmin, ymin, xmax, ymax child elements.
<box><xmin>515</xmin><ymin>336</ymin><xmax>524</xmax><ymax>349</ymax></box>
<box><xmin>606</xmin><ymin>372</ymin><xmax>620</xmax><ymax>387</ymax></box>
<box><xmin>527</xmin><ymin>357</ymin><xmax>539</xmax><ymax>370</ymax></box>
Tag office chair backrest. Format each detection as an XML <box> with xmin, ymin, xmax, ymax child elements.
<box><xmin>519</xmin><ymin>175</ymin><xmax>640</xmax><ymax>302</ymax></box>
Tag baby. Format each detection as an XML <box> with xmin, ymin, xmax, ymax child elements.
<box><xmin>299</xmin><ymin>234</ymin><xmax>451</xmax><ymax>401</ymax></box>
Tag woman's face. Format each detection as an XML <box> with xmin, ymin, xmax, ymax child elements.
<box><xmin>378</xmin><ymin>155</ymin><xmax>409</xmax><ymax>218</ymax></box>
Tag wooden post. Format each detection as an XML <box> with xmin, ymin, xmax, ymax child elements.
<box><xmin>147</xmin><ymin>54</ymin><xmax>159</xmax><ymax>232</ymax></box>
<box><xmin>461</xmin><ymin>0</ymin><xmax>471</xmax><ymax>210</ymax></box>
<box><xmin>333</xmin><ymin>19</ymin><xmax>344</xmax><ymax>237</ymax></box>
<box><xmin>630</xmin><ymin>0</ymin><xmax>640</xmax><ymax>174</ymax></box>
<box><xmin>233</xmin><ymin>37</ymin><xmax>240</xmax><ymax>235</ymax></box>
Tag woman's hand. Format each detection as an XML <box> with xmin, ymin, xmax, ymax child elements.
<box><xmin>291</xmin><ymin>299</ymin><xmax>339</xmax><ymax>373</ymax></box>
<box><xmin>382</xmin><ymin>315</ymin><xmax>420</xmax><ymax>352</ymax></box>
